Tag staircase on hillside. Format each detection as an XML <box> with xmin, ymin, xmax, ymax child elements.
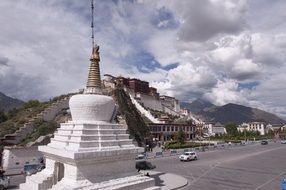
<box><xmin>188</xmin><ymin>114</ymin><xmax>203</xmax><ymax>124</ymax></box>
<box><xmin>0</xmin><ymin>97</ymin><xmax>70</xmax><ymax>145</ymax></box>
<box><xmin>128</xmin><ymin>93</ymin><xmax>163</xmax><ymax>124</ymax></box>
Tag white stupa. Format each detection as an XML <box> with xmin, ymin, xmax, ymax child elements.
<box><xmin>19</xmin><ymin>2</ymin><xmax>158</xmax><ymax>189</ymax></box>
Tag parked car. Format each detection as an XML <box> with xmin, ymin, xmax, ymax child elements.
<box><xmin>23</xmin><ymin>164</ymin><xmax>45</xmax><ymax>176</ymax></box>
<box><xmin>179</xmin><ymin>151</ymin><xmax>198</xmax><ymax>161</ymax></box>
<box><xmin>261</xmin><ymin>140</ymin><xmax>268</xmax><ymax>145</ymax></box>
<box><xmin>281</xmin><ymin>140</ymin><xmax>286</xmax><ymax>144</ymax></box>
<box><xmin>136</xmin><ymin>154</ymin><xmax>146</xmax><ymax>160</ymax></box>
<box><xmin>135</xmin><ymin>160</ymin><xmax>156</xmax><ymax>172</ymax></box>
<box><xmin>0</xmin><ymin>176</ymin><xmax>10</xmax><ymax>190</ymax></box>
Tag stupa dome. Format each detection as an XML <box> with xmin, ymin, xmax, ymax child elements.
<box><xmin>69</xmin><ymin>94</ymin><xmax>115</xmax><ymax>122</ymax></box>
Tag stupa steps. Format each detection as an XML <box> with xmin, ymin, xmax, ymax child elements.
<box><xmin>50</xmin><ymin>138</ymin><xmax>133</xmax><ymax>148</ymax></box>
<box><xmin>53</xmin><ymin>133</ymin><xmax>130</xmax><ymax>141</ymax></box>
<box><xmin>61</xmin><ymin>123</ymin><xmax>123</xmax><ymax>129</ymax></box>
<box><xmin>56</xmin><ymin>128</ymin><xmax>127</xmax><ymax>135</ymax></box>
<box><xmin>20</xmin><ymin>170</ymin><xmax>54</xmax><ymax>189</ymax></box>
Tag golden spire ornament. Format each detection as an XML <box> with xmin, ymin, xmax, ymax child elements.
<box><xmin>85</xmin><ymin>0</ymin><xmax>102</xmax><ymax>94</ymax></box>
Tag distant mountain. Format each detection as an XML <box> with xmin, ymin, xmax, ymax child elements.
<box><xmin>0</xmin><ymin>92</ymin><xmax>24</xmax><ymax>110</ymax></box>
<box><xmin>181</xmin><ymin>98</ymin><xmax>215</xmax><ymax>114</ymax></box>
<box><xmin>181</xmin><ymin>100</ymin><xmax>285</xmax><ymax>125</ymax></box>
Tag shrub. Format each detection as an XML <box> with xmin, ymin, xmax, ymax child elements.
<box><xmin>164</xmin><ymin>141</ymin><xmax>208</xmax><ymax>149</ymax></box>
<box><xmin>24</xmin><ymin>100</ymin><xmax>41</xmax><ymax>109</ymax></box>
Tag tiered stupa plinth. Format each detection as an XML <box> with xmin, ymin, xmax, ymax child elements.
<box><xmin>19</xmin><ymin>46</ymin><xmax>158</xmax><ymax>189</ymax></box>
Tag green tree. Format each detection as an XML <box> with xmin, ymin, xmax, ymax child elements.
<box><xmin>24</xmin><ymin>100</ymin><xmax>41</xmax><ymax>109</ymax></box>
<box><xmin>225</xmin><ymin>123</ymin><xmax>238</xmax><ymax>136</ymax></box>
<box><xmin>177</xmin><ymin>128</ymin><xmax>185</xmax><ymax>144</ymax></box>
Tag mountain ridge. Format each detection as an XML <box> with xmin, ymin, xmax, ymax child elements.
<box><xmin>0</xmin><ymin>92</ymin><xmax>24</xmax><ymax>110</ymax></box>
<box><xmin>181</xmin><ymin>99</ymin><xmax>285</xmax><ymax>125</ymax></box>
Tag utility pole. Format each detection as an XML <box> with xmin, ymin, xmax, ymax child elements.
<box><xmin>244</xmin><ymin>128</ymin><xmax>246</xmax><ymax>142</ymax></box>
<box><xmin>200</xmin><ymin>123</ymin><xmax>202</xmax><ymax>148</ymax></box>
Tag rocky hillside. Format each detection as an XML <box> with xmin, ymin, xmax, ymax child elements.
<box><xmin>112</xmin><ymin>88</ymin><xmax>150</xmax><ymax>146</ymax></box>
<box><xmin>1</xmin><ymin>88</ymin><xmax>150</xmax><ymax>147</ymax></box>
<box><xmin>0</xmin><ymin>92</ymin><xmax>24</xmax><ymax>110</ymax></box>
<box><xmin>181</xmin><ymin>99</ymin><xmax>285</xmax><ymax>125</ymax></box>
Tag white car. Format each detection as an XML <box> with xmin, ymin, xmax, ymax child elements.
<box><xmin>0</xmin><ymin>176</ymin><xmax>10</xmax><ymax>190</ymax></box>
<box><xmin>179</xmin><ymin>151</ymin><xmax>198</xmax><ymax>161</ymax></box>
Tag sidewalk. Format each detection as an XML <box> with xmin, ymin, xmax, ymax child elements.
<box><xmin>142</xmin><ymin>171</ymin><xmax>188</xmax><ymax>190</ymax></box>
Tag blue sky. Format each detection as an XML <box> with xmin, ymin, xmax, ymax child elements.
<box><xmin>0</xmin><ymin>0</ymin><xmax>286</xmax><ymax>120</ymax></box>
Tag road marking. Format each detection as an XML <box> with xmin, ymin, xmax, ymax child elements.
<box><xmin>188</xmin><ymin>162</ymin><xmax>221</xmax><ymax>185</ymax></box>
<box><xmin>254</xmin><ymin>172</ymin><xmax>285</xmax><ymax>190</ymax></box>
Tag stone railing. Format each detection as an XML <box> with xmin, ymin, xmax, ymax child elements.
<box><xmin>128</xmin><ymin>93</ymin><xmax>163</xmax><ymax>124</ymax></box>
<box><xmin>1</xmin><ymin>97</ymin><xmax>70</xmax><ymax>145</ymax></box>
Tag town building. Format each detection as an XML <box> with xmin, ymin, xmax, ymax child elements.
<box><xmin>181</xmin><ymin>108</ymin><xmax>190</xmax><ymax>116</ymax></box>
<box><xmin>266</xmin><ymin>124</ymin><xmax>284</xmax><ymax>131</ymax></box>
<box><xmin>238</xmin><ymin>122</ymin><xmax>268</xmax><ymax>135</ymax></box>
<box><xmin>1</xmin><ymin>146</ymin><xmax>43</xmax><ymax>175</ymax></box>
<box><xmin>203</xmin><ymin>122</ymin><xmax>226</xmax><ymax>136</ymax></box>
<box><xmin>149</xmin><ymin>123</ymin><xmax>196</xmax><ymax>141</ymax></box>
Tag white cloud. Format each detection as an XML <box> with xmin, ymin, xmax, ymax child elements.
<box><xmin>231</xmin><ymin>59</ymin><xmax>260</xmax><ymax>80</ymax></box>
<box><xmin>170</xmin><ymin>0</ymin><xmax>247</xmax><ymax>41</ymax></box>
<box><xmin>204</xmin><ymin>79</ymin><xmax>247</xmax><ymax>106</ymax></box>
<box><xmin>1</xmin><ymin>0</ymin><xmax>286</xmax><ymax>120</ymax></box>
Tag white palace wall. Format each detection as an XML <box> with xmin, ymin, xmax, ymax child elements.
<box><xmin>128</xmin><ymin>90</ymin><xmax>163</xmax><ymax>112</ymax></box>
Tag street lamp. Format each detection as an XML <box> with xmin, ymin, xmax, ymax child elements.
<box><xmin>199</xmin><ymin>123</ymin><xmax>202</xmax><ymax>148</ymax></box>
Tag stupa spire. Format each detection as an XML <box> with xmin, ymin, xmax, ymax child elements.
<box><xmin>85</xmin><ymin>0</ymin><xmax>102</xmax><ymax>94</ymax></box>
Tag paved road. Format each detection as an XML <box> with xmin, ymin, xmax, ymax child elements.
<box><xmin>151</xmin><ymin>142</ymin><xmax>286</xmax><ymax>190</ymax></box>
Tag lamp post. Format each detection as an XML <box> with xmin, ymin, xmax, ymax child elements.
<box><xmin>244</xmin><ymin>128</ymin><xmax>246</xmax><ymax>142</ymax></box>
<box><xmin>243</xmin><ymin>124</ymin><xmax>247</xmax><ymax>143</ymax></box>
<box><xmin>199</xmin><ymin>123</ymin><xmax>202</xmax><ymax>149</ymax></box>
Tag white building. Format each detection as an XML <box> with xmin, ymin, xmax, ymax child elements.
<box><xmin>181</xmin><ymin>108</ymin><xmax>190</xmax><ymax>116</ymax></box>
<box><xmin>203</xmin><ymin>122</ymin><xmax>226</xmax><ymax>136</ymax></box>
<box><xmin>160</xmin><ymin>95</ymin><xmax>181</xmax><ymax>113</ymax></box>
<box><xmin>266</xmin><ymin>124</ymin><xmax>284</xmax><ymax>131</ymax></box>
<box><xmin>238</xmin><ymin>122</ymin><xmax>268</xmax><ymax>135</ymax></box>
<box><xmin>1</xmin><ymin>146</ymin><xmax>43</xmax><ymax>175</ymax></box>
<box><xmin>102</xmin><ymin>74</ymin><xmax>116</xmax><ymax>89</ymax></box>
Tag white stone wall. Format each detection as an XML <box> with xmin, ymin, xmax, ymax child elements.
<box><xmin>174</xmin><ymin>101</ymin><xmax>181</xmax><ymax>113</ymax></box>
<box><xmin>2</xmin><ymin>146</ymin><xmax>43</xmax><ymax>175</ymax></box>
<box><xmin>162</xmin><ymin>106</ymin><xmax>181</xmax><ymax>116</ymax></box>
<box><xmin>138</xmin><ymin>93</ymin><xmax>163</xmax><ymax>111</ymax></box>
<box><xmin>160</xmin><ymin>96</ymin><xmax>181</xmax><ymax>113</ymax></box>
<box><xmin>128</xmin><ymin>93</ymin><xmax>162</xmax><ymax>124</ymax></box>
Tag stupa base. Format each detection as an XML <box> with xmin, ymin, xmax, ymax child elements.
<box><xmin>20</xmin><ymin>173</ymin><xmax>159</xmax><ymax>190</ymax></box>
